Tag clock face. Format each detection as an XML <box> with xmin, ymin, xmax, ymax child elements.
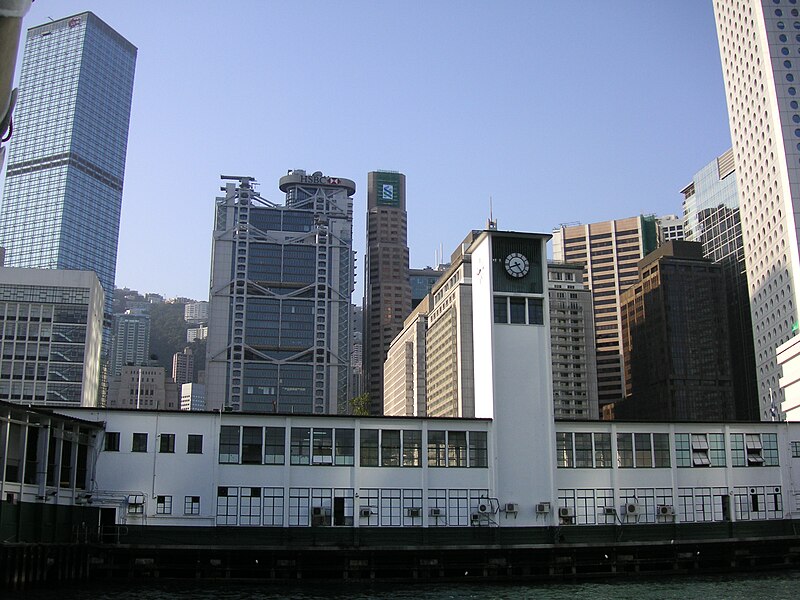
<box><xmin>504</xmin><ymin>252</ymin><xmax>530</xmax><ymax>278</ymax></box>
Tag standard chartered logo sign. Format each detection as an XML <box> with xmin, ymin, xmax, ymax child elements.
<box><xmin>382</xmin><ymin>184</ymin><xmax>394</xmax><ymax>200</ymax></box>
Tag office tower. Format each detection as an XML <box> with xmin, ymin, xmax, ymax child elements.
<box><xmin>618</xmin><ymin>241</ymin><xmax>735</xmax><ymax>421</ymax></box>
<box><xmin>0</xmin><ymin>13</ymin><xmax>136</xmax><ymax>319</ymax></box>
<box><xmin>0</xmin><ymin>267</ymin><xmax>103</xmax><ymax>407</ymax></box>
<box><xmin>552</xmin><ymin>216</ymin><xmax>657</xmax><ymax>412</ymax></box>
<box><xmin>409</xmin><ymin>266</ymin><xmax>448</xmax><ymax>309</ymax></box>
<box><xmin>547</xmin><ymin>262</ymin><xmax>599</xmax><ymax>420</ymax></box>
<box><xmin>206</xmin><ymin>172</ymin><xmax>355</xmax><ymax>414</ymax></box>
<box><xmin>713</xmin><ymin>1</ymin><xmax>800</xmax><ymax>419</ymax></box>
<box><xmin>383</xmin><ymin>296</ymin><xmax>429</xmax><ymax>416</ymax></box>
<box><xmin>172</xmin><ymin>347</ymin><xmax>194</xmax><ymax>386</ymax></box>
<box><xmin>106</xmin><ymin>365</ymin><xmax>179</xmax><ymax>410</ymax></box>
<box><xmin>362</xmin><ymin>171</ymin><xmax>411</xmax><ymax>414</ymax></box>
<box><xmin>425</xmin><ymin>231</ymin><xmax>479</xmax><ymax>418</ymax></box>
<box><xmin>350</xmin><ymin>305</ymin><xmax>363</xmax><ymax>397</ymax></box>
<box><xmin>682</xmin><ymin>148</ymin><xmax>759</xmax><ymax>420</ymax></box>
<box><xmin>656</xmin><ymin>215</ymin><xmax>685</xmax><ymax>245</ymax></box>
<box><xmin>109</xmin><ymin>311</ymin><xmax>150</xmax><ymax>376</ymax></box>
<box><xmin>181</xmin><ymin>382</ymin><xmax>206</xmax><ymax>411</ymax></box>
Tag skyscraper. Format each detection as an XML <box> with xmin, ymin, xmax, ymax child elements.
<box><xmin>362</xmin><ymin>171</ymin><xmax>411</xmax><ymax>415</ymax></box>
<box><xmin>547</xmin><ymin>262</ymin><xmax>599</xmax><ymax>420</ymax></box>
<box><xmin>0</xmin><ymin>13</ymin><xmax>136</xmax><ymax>319</ymax></box>
<box><xmin>552</xmin><ymin>216</ymin><xmax>657</xmax><ymax>411</ymax></box>
<box><xmin>682</xmin><ymin>148</ymin><xmax>759</xmax><ymax>420</ymax></box>
<box><xmin>109</xmin><ymin>311</ymin><xmax>150</xmax><ymax>376</ymax></box>
<box><xmin>206</xmin><ymin>172</ymin><xmax>355</xmax><ymax>414</ymax></box>
<box><xmin>172</xmin><ymin>347</ymin><xmax>194</xmax><ymax>386</ymax></box>
<box><xmin>618</xmin><ymin>241</ymin><xmax>735</xmax><ymax>421</ymax></box>
<box><xmin>713</xmin><ymin>1</ymin><xmax>800</xmax><ymax>419</ymax></box>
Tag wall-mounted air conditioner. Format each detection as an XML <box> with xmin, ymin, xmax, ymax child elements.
<box><xmin>430</xmin><ymin>507</ymin><xmax>444</xmax><ymax>517</ymax></box>
<box><xmin>658</xmin><ymin>504</ymin><xmax>674</xmax><ymax>516</ymax></box>
<box><xmin>477</xmin><ymin>502</ymin><xmax>491</xmax><ymax>514</ymax></box>
<box><xmin>535</xmin><ymin>502</ymin><xmax>550</xmax><ymax>514</ymax></box>
<box><xmin>625</xmin><ymin>502</ymin><xmax>640</xmax><ymax>515</ymax></box>
<box><xmin>505</xmin><ymin>503</ymin><xmax>520</xmax><ymax>513</ymax></box>
<box><xmin>558</xmin><ymin>506</ymin><xmax>574</xmax><ymax>519</ymax></box>
<box><xmin>408</xmin><ymin>507</ymin><xmax>421</xmax><ymax>517</ymax></box>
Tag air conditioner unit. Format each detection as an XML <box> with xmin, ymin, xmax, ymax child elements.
<box><xmin>535</xmin><ymin>502</ymin><xmax>550</xmax><ymax>514</ymax></box>
<box><xmin>505</xmin><ymin>503</ymin><xmax>520</xmax><ymax>513</ymax></box>
<box><xmin>558</xmin><ymin>506</ymin><xmax>574</xmax><ymax>519</ymax></box>
<box><xmin>477</xmin><ymin>502</ymin><xmax>491</xmax><ymax>514</ymax></box>
<box><xmin>625</xmin><ymin>502</ymin><xmax>640</xmax><ymax>515</ymax></box>
<box><xmin>430</xmin><ymin>507</ymin><xmax>444</xmax><ymax>517</ymax></box>
<box><xmin>408</xmin><ymin>507</ymin><xmax>421</xmax><ymax>518</ymax></box>
<box><xmin>359</xmin><ymin>508</ymin><xmax>373</xmax><ymax>518</ymax></box>
<box><xmin>658</xmin><ymin>504</ymin><xmax>675</xmax><ymax>516</ymax></box>
<box><xmin>603</xmin><ymin>507</ymin><xmax>617</xmax><ymax>516</ymax></box>
<box><xmin>470</xmin><ymin>513</ymin><xmax>482</xmax><ymax>523</ymax></box>
<box><xmin>311</xmin><ymin>507</ymin><xmax>327</xmax><ymax>517</ymax></box>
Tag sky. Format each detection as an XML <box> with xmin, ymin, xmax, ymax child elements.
<box><xmin>1</xmin><ymin>1</ymin><xmax>734</xmax><ymax>302</ymax></box>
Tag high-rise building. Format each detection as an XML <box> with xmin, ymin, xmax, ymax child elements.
<box><xmin>0</xmin><ymin>13</ymin><xmax>136</xmax><ymax>319</ymax></box>
<box><xmin>184</xmin><ymin>301</ymin><xmax>208</xmax><ymax>324</ymax></box>
<box><xmin>172</xmin><ymin>347</ymin><xmax>194</xmax><ymax>386</ymax></box>
<box><xmin>383</xmin><ymin>295</ymin><xmax>429</xmax><ymax>417</ymax></box>
<box><xmin>682</xmin><ymin>148</ymin><xmax>759</xmax><ymax>420</ymax></box>
<box><xmin>713</xmin><ymin>1</ymin><xmax>800</xmax><ymax>419</ymax></box>
<box><xmin>110</xmin><ymin>311</ymin><xmax>150</xmax><ymax>376</ymax></box>
<box><xmin>181</xmin><ymin>382</ymin><xmax>206</xmax><ymax>411</ymax></box>
<box><xmin>206</xmin><ymin>172</ymin><xmax>355</xmax><ymax>414</ymax></box>
<box><xmin>618</xmin><ymin>241</ymin><xmax>735</xmax><ymax>421</ymax></box>
<box><xmin>655</xmin><ymin>215</ymin><xmax>685</xmax><ymax>245</ymax></box>
<box><xmin>552</xmin><ymin>216</ymin><xmax>657</xmax><ymax>411</ymax></box>
<box><xmin>0</xmin><ymin>267</ymin><xmax>104</xmax><ymax>407</ymax></box>
<box><xmin>425</xmin><ymin>232</ymin><xmax>478</xmax><ymax>418</ymax></box>
<box><xmin>362</xmin><ymin>171</ymin><xmax>411</xmax><ymax>414</ymax></box>
<box><xmin>409</xmin><ymin>266</ymin><xmax>448</xmax><ymax>309</ymax></box>
<box><xmin>547</xmin><ymin>262</ymin><xmax>599</xmax><ymax>420</ymax></box>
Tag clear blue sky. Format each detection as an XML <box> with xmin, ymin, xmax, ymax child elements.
<box><xmin>2</xmin><ymin>1</ymin><xmax>733</xmax><ymax>302</ymax></box>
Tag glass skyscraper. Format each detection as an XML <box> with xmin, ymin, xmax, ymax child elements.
<box><xmin>206</xmin><ymin>172</ymin><xmax>355</xmax><ymax>414</ymax></box>
<box><xmin>0</xmin><ymin>12</ymin><xmax>136</xmax><ymax>318</ymax></box>
<box><xmin>682</xmin><ymin>148</ymin><xmax>759</xmax><ymax>420</ymax></box>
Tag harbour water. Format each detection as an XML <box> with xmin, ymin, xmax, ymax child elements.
<box><xmin>7</xmin><ymin>571</ymin><xmax>800</xmax><ymax>600</ymax></box>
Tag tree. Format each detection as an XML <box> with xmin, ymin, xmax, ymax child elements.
<box><xmin>349</xmin><ymin>393</ymin><xmax>370</xmax><ymax>416</ymax></box>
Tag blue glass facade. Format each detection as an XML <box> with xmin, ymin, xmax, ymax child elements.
<box><xmin>0</xmin><ymin>12</ymin><xmax>136</xmax><ymax>319</ymax></box>
<box><xmin>682</xmin><ymin>149</ymin><xmax>759</xmax><ymax>420</ymax></box>
<box><xmin>206</xmin><ymin>172</ymin><xmax>355</xmax><ymax>414</ymax></box>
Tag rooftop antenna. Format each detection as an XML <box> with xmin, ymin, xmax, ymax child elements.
<box><xmin>487</xmin><ymin>196</ymin><xmax>498</xmax><ymax>230</ymax></box>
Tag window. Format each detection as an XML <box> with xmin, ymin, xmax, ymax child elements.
<box><xmin>264</xmin><ymin>427</ymin><xmax>285</xmax><ymax>464</ymax></box>
<box><xmin>216</xmin><ymin>487</ymin><xmax>238</xmax><ymax>525</ymax></box>
<box><xmin>448</xmin><ymin>431</ymin><xmax>467</xmax><ymax>467</ymax></box>
<box><xmin>312</xmin><ymin>428</ymin><xmax>333</xmax><ymax>465</ymax></box>
<box><xmin>732</xmin><ymin>433</ymin><xmax>776</xmax><ymax>466</ymax></box>
<box><xmin>381</xmin><ymin>430</ymin><xmax>401</xmax><ymax>466</ymax></box>
<box><xmin>469</xmin><ymin>431</ymin><xmax>488</xmax><ymax>467</ymax></box>
<box><xmin>653</xmin><ymin>433</ymin><xmax>670</xmax><ymax>467</ymax></box>
<box><xmin>219</xmin><ymin>426</ymin><xmax>240</xmax><ymax>463</ymax></box>
<box><xmin>634</xmin><ymin>433</ymin><xmax>652</xmax><ymax>468</ymax></box>
<box><xmin>556</xmin><ymin>432</ymin><xmax>573</xmax><ymax>468</ymax></box>
<box><xmin>402</xmin><ymin>430</ymin><xmax>421</xmax><ymax>466</ymax></box>
<box><xmin>574</xmin><ymin>433</ymin><xmax>593</xmax><ymax>468</ymax></box>
<box><xmin>132</xmin><ymin>432</ymin><xmax>147</xmax><ymax>453</ymax></box>
<box><xmin>494</xmin><ymin>296</ymin><xmax>545</xmax><ymax>325</ymax></box>
<box><xmin>290</xmin><ymin>428</ymin><xmax>311</xmax><ymax>465</ymax></box>
<box><xmin>156</xmin><ymin>495</ymin><xmax>172</xmax><ymax>514</ymax></box>
<box><xmin>159</xmin><ymin>433</ymin><xmax>175</xmax><ymax>454</ymax></box>
<box><xmin>675</xmin><ymin>434</ymin><xmax>691</xmax><ymax>467</ymax></box>
<box><xmin>184</xmin><ymin>495</ymin><xmax>200</xmax><ymax>515</ymax></box>
<box><xmin>594</xmin><ymin>433</ymin><xmax>612</xmax><ymax>468</ymax></box>
<box><xmin>187</xmin><ymin>434</ymin><xmax>203</xmax><ymax>454</ymax></box>
<box><xmin>242</xmin><ymin>427</ymin><xmax>263</xmax><ymax>464</ymax></box>
<box><xmin>691</xmin><ymin>434</ymin><xmax>711</xmax><ymax>466</ymax></box>
<box><xmin>709</xmin><ymin>433</ymin><xmax>725</xmax><ymax>467</ymax></box>
<box><xmin>791</xmin><ymin>441</ymin><xmax>800</xmax><ymax>458</ymax></box>
<box><xmin>617</xmin><ymin>433</ymin><xmax>633</xmax><ymax>468</ymax></box>
<box><xmin>360</xmin><ymin>430</ymin><xmax>378</xmax><ymax>466</ymax></box>
<box><xmin>240</xmin><ymin>487</ymin><xmax>261</xmax><ymax>525</ymax></box>
<box><xmin>104</xmin><ymin>432</ymin><xmax>120</xmax><ymax>452</ymax></box>
<box><xmin>428</xmin><ymin>431</ymin><xmax>446</xmax><ymax>467</ymax></box>
<box><xmin>335</xmin><ymin>428</ymin><xmax>355</xmax><ymax>465</ymax></box>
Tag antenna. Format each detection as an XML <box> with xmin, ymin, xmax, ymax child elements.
<box><xmin>487</xmin><ymin>196</ymin><xmax>497</xmax><ymax>230</ymax></box>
